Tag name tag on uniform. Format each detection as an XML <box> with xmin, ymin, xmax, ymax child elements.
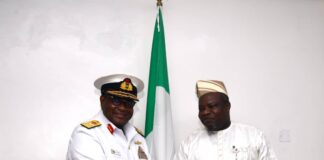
<box><xmin>138</xmin><ymin>146</ymin><xmax>148</xmax><ymax>160</ymax></box>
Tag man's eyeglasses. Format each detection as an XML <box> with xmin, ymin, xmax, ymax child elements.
<box><xmin>106</xmin><ymin>95</ymin><xmax>136</xmax><ymax>108</ymax></box>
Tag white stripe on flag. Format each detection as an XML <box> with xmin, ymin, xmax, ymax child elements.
<box><xmin>146</xmin><ymin>86</ymin><xmax>174</xmax><ymax>160</ymax></box>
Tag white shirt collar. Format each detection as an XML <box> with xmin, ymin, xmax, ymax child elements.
<box><xmin>94</xmin><ymin>110</ymin><xmax>137</xmax><ymax>141</ymax></box>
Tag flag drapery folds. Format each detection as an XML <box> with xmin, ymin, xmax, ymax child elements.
<box><xmin>144</xmin><ymin>7</ymin><xmax>175</xmax><ymax>160</ymax></box>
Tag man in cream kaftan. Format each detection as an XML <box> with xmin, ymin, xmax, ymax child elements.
<box><xmin>174</xmin><ymin>80</ymin><xmax>277</xmax><ymax>160</ymax></box>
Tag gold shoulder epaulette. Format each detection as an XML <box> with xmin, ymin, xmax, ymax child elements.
<box><xmin>81</xmin><ymin>120</ymin><xmax>101</xmax><ymax>129</ymax></box>
<box><xmin>135</xmin><ymin>127</ymin><xmax>144</xmax><ymax>137</ymax></box>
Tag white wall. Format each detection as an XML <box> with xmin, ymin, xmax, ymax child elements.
<box><xmin>0</xmin><ymin>0</ymin><xmax>323</xmax><ymax>159</ymax></box>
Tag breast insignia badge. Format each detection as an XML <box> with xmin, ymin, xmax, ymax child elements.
<box><xmin>135</xmin><ymin>140</ymin><xmax>142</xmax><ymax>145</ymax></box>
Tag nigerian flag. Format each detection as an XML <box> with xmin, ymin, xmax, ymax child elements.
<box><xmin>145</xmin><ymin>7</ymin><xmax>175</xmax><ymax>160</ymax></box>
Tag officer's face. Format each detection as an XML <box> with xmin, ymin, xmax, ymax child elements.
<box><xmin>198</xmin><ymin>92</ymin><xmax>231</xmax><ymax>131</ymax></box>
<box><xmin>100</xmin><ymin>95</ymin><xmax>135</xmax><ymax>129</ymax></box>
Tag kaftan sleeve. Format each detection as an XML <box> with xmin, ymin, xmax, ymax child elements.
<box><xmin>173</xmin><ymin>138</ymin><xmax>190</xmax><ymax>160</ymax></box>
<box><xmin>258</xmin><ymin>131</ymin><xmax>278</xmax><ymax>160</ymax></box>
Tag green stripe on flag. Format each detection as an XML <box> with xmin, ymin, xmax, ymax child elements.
<box><xmin>145</xmin><ymin>8</ymin><xmax>169</xmax><ymax>136</ymax></box>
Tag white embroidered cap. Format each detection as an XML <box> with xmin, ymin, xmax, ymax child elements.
<box><xmin>196</xmin><ymin>80</ymin><xmax>228</xmax><ymax>98</ymax></box>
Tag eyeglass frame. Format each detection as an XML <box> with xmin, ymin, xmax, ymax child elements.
<box><xmin>104</xmin><ymin>94</ymin><xmax>136</xmax><ymax>108</ymax></box>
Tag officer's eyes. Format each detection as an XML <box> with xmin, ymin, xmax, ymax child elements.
<box><xmin>111</xmin><ymin>98</ymin><xmax>122</xmax><ymax>106</ymax></box>
<box><xmin>110</xmin><ymin>96</ymin><xmax>135</xmax><ymax>108</ymax></box>
<box><xmin>125</xmin><ymin>101</ymin><xmax>136</xmax><ymax>107</ymax></box>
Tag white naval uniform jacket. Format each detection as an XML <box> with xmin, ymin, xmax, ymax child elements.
<box><xmin>174</xmin><ymin>123</ymin><xmax>277</xmax><ymax>160</ymax></box>
<box><xmin>67</xmin><ymin>111</ymin><xmax>151</xmax><ymax>160</ymax></box>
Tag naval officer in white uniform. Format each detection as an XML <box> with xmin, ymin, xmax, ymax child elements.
<box><xmin>174</xmin><ymin>80</ymin><xmax>277</xmax><ymax>160</ymax></box>
<box><xmin>67</xmin><ymin>74</ymin><xmax>151</xmax><ymax>160</ymax></box>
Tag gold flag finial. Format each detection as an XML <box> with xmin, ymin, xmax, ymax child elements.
<box><xmin>157</xmin><ymin>0</ymin><xmax>163</xmax><ymax>6</ymax></box>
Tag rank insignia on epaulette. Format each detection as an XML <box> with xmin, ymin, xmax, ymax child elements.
<box><xmin>81</xmin><ymin>120</ymin><xmax>101</xmax><ymax>129</ymax></box>
<box><xmin>135</xmin><ymin>127</ymin><xmax>144</xmax><ymax>137</ymax></box>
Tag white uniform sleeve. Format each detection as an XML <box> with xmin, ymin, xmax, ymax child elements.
<box><xmin>258</xmin><ymin>131</ymin><xmax>277</xmax><ymax>160</ymax></box>
<box><xmin>173</xmin><ymin>139</ymin><xmax>189</xmax><ymax>160</ymax></box>
<box><xmin>66</xmin><ymin>126</ymin><xmax>106</xmax><ymax>160</ymax></box>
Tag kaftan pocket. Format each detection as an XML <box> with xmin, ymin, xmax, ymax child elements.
<box><xmin>232</xmin><ymin>146</ymin><xmax>258</xmax><ymax>160</ymax></box>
